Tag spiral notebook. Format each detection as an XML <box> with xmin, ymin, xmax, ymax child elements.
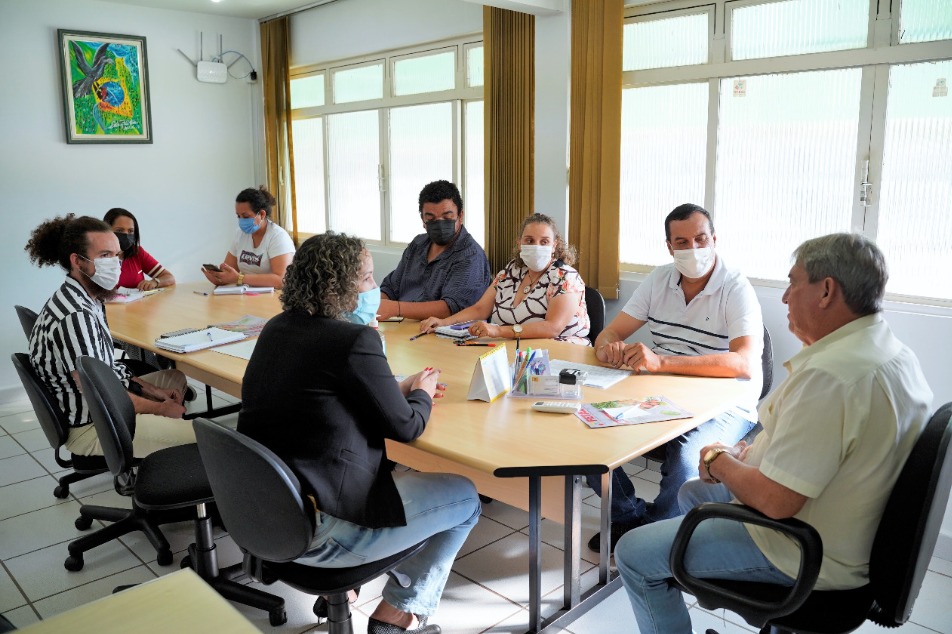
<box><xmin>154</xmin><ymin>327</ymin><xmax>247</xmax><ymax>353</ymax></box>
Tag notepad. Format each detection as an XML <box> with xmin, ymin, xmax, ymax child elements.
<box><xmin>106</xmin><ymin>288</ymin><xmax>160</xmax><ymax>303</ymax></box>
<box><xmin>434</xmin><ymin>324</ymin><xmax>473</xmax><ymax>339</ymax></box>
<box><xmin>154</xmin><ymin>327</ymin><xmax>247</xmax><ymax>353</ymax></box>
<box><xmin>212</xmin><ymin>285</ymin><xmax>274</xmax><ymax>295</ymax></box>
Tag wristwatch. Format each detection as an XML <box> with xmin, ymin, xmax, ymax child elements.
<box><xmin>236</xmin><ymin>272</ymin><xmax>245</xmax><ymax>285</ymax></box>
<box><xmin>703</xmin><ymin>447</ymin><xmax>729</xmax><ymax>483</ymax></box>
<box><xmin>512</xmin><ymin>324</ymin><xmax>523</xmax><ymax>339</ymax></box>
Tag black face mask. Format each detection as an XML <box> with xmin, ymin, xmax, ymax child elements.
<box><xmin>425</xmin><ymin>218</ymin><xmax>458</xmax><ymax>246</ymax></box>
<box><xmin>115</xmin><ymin>232</ymin><xmax>134</xmax><ymax>252</ymax></box>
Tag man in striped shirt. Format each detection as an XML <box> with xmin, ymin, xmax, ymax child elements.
<box><xmin>25</xmin><ymin>215</ymin><xmax>196</xmax><ymax>457</ymax></box>
<box><xmin>586</xmin><ymin>203</ymin><xmax>764</xmax><ymax>553</ymax></box>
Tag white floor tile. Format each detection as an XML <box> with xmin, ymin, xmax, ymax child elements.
<box><xmin>0</xmin><ymin>565</ymin><xmax>27</xmax><ymax>613</ymax></box>
<box><xmin>459</xmin><ymin>516</ymin><xmax>519</xmax><ymax>558</ymax></box>
<box><xmin>430</xmin><ymin>570</ymin><xmax>525</xmax><ymax>634</ymax></box>
<box><xmin>929</xmin><ymin>554</ymin><xmax>952</xmax><ymax>577</ymax></box>
<box><xmin>0</xmin><ymin>499</ymin><xmax>86</xmax><ymax>559</ymax></box>
<box><xmin>61</xmin><ymin>471</ymin><xmax>115</xmax><ymax>499</ymax></box>
<box><xmin>0</xmin><ymin>410</ymin><xmax>40</xmax><ymax>435</ymax></box>
<box><xmin>0</xmin><ymin>401</ymin><xmax>33</xmax><ymax>420</ymax></box>
<box><xmin>0</xmin><ymin>475</ymin><xmax>66</xmax><ymax>522</ymax></box>
<box><xmin>31</xmin><ymin>565</ymin><xmax>158</xmax><ymax>619</ymax></box>
<box><xmin>487</xmin><ymin>607</ymin><xmax>574</xmax><ymax>633</ymax></box>
<box><xmin>0</xmin><ymin>454</ymin><xmax>47</xmax><ymax>487</ymax></box>
<box><xmin>0</xmin><ymin>436</ymin><xmax>26</xmax><ymax>460</ymax></box>
<box><xmin>4</xmin><ymin>538</ymin><xmax>142</xmax><ymax>601</ymax></box>
<box><xmin>0</xmin><ymin>604</ymin><xmax>40</xmax><ymax>629</ymax></box>
<box><xmin>29</xmin><ymin>447</ymin><xmax>71</xmax><ymax>476</ymax></box>
<box><xmin>689</xmin><ymin>606</ymin><xmax>759</xmax><ymax>633</ymax></box>
<box><xmin>235</xmin><ymin>577</ymin><xmax>335</xmax><ymax>633</ymax></box>
<box><xmin>11</xmin><ymin>428</ymin><xmax>51</xmax><ymax>453</ymax></box>
<box><xmin>479</xmin><ymin>500</ymin><xmax>530</xmax><ymax>531</ymax></box>
<box><xmin>557</xmin><ymin>584</ymin><xmax>636</xmax><ymax>634</ymax></box>
<box><xmin>908</xmin><ymin>569</ymin><xmax>952</xmax><ymax>631</ymax></box>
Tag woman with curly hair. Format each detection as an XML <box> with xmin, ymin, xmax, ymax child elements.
<box><xmin>237</xmin><ymin>232</ymin><xmax>480</xmax><ymax>634</ymax></box>
<box><xmin>419</xmin><ymin>213</ymin><xmax>591</xmax><ymax>345</ymax></box>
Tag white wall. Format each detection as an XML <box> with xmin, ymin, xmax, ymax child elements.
<box><xmin>0</xmin><ymin>0</ymin><xmax>263</xmax><ymax>399</ymax></box>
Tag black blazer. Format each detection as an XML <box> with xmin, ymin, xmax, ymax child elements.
<box><xmin>237</xmin><ymin>311</ymin><xmax>431</xmax><ymax>528</ymax></box>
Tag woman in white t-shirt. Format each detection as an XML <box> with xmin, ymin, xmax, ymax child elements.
<box><xmin>202</xmin><ymin>186</ymin><xmax>296</xmax><ymax>289</ymax></box>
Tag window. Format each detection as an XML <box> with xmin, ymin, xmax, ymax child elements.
<box><xmin>620</xmin><ymin>0</ymin><xmax>952</xmax><ymax>303</ymax></box>
<box><xmin>290</xmin><ymin>39</ymin><xmax>484</xmax><ymax>247</ymax></box>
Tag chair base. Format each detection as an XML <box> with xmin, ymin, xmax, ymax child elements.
<box><xmin>54</xmin><ymin>468</ymin><xmax>108</xmax><ymax>499</ymax></box>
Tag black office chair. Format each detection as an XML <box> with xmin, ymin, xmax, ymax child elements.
<box><xmin>584</xmin><ymin>286</ymin><xmax>606</xmax><ymax>346</ymax></box>
<box><xmin>65</xmin><ymin>356</ymin><xmax>213</xmax><ymax>571</ymax></box>
<box><xmin>193</xmin><ymin>417</ymin><xmax>429</xmax><ymax>632</ymax></box>
<box><xmin>670</xmin><ymin>401</ymin><xmax>952</xmax><ymax>633</ymax></box>
<box><xmin>14</xmin><ymin>305</ymin><xmax>37</xmax><ymax>341</ymax></box>
<box><xmin>11</xmin><ymin>353</ymin><xmax>109</xmax><ymax>499</ymax></box>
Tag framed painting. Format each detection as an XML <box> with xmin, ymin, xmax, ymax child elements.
<box><xmin>57</xmin><ymin>29</ymin><xmax>153</xmax><ymax>144</ymax></box>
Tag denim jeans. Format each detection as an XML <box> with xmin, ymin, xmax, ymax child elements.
<box><xmin>295</xmin><ymin>471</ymin><xmax>481</xmax><ymax>617</ymax></box>
<box><xmin>585</xmin><ymin>410</ymin><xmax>755</xmax><ymax>524</ymax></box>
<box><xmin>614</xmin><ymin>478</ymin><xmax>794</xmax><ymax>634</ymax></box>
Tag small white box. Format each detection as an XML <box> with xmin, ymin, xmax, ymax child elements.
<box><xmin>197</xmin><ymin>61</ymin><xmax>227</xmax><ymax>84</ymax></box>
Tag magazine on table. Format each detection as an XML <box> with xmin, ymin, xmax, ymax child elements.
<box><xmin>575</xmin><ymin>395</ymin><xmax>693</xmax><ymax>429</ymax></box>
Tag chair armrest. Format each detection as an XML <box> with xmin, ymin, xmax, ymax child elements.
<box><xmin>670</xmin><ymin>502</ymin><xmax>822</xmax><ymax>624</ymax></box>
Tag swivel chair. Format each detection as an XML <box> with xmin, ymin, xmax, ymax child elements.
<box><xmin>11</xmin><ymin>353</ymin><xmax>108</xmax><ymax>498</ymax></box>
<box><xmin>193</xmin><ymin>417</ymin><xmax>428</xmax><ymax>632</ymax></box>
<box><xmin>584</xmin><ymin>286</ymin><xmax>606</xmax><ymax>346</ymax></box>
<box><xmin>670</xmin><ymin>402</ymin><xmax>952</xmax><ymax>633</ymax></box>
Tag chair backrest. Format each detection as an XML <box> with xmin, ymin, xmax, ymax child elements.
<box><xmin>760</xmin><ymin>325</ymin><xmax>774</xmax><ymax>401</ymax></box>
<box><xmin>75</xmin><ymin>356</ymin><xmax>137</xmax><ymax>478</ymax></box>
<box><xmin>193</xmin><ymin>418</ymin><xmax>316</xmax><ymax>563</ymax></box>
<box><xmin>11</xmin><ymin>353</ymin><xmax>71</xmax><ymax>458</ymax></box>
<box><xmin>868</xmin><ymin>402</ymin><xmax>952</xmax><ymax>627</ymax></box>
<box><xmin>584</xmin><ymin>286</ymin><xmax>606</xmax><ymax>346</ymax></box>
<box><xmin>14</xmin><ymin>305</ymin><xmax>39</xmax><ymax>342</ymax></box>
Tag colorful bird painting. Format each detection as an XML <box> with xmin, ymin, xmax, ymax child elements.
<box><xmin>70</xmin><ymin>41</ymin><xmax>113</xmax><ymax>99</ymax></box>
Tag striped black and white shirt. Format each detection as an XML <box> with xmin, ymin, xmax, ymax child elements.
<box><xmin>29</xmin><ymin>277</ymin><xmax>133</xmax><ymax>428</ymax></box>
<box><xmin>621</xmin><ymin>256</ymin><xmax>764</xmax><ymax>420</ymax></box>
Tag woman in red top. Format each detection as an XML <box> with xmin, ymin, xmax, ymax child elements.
<box><xmin>104</xmin><ymin>208</ymin><xmax>176</xmax><ymax>291</ymax></box>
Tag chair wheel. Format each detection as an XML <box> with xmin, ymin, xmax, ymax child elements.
<box><xmin>75</xmin><ymin>515</ymin><xmax>93</xmax><ymax>530</ymax></box>
<box><xmin>64</xmin><ymin>555</ymin><xmax>84</xmax><ymax>571</ymax></box>
<box><xmin>269</xmin><ymin>608</ymin><xmax>287</xmax><ymax>626</ymax></box>
<box><xmin>156</xmin><ymin>549</ymin><xmax>173</xmax><ymax>566</ymax></box>
<box><xmin>54</xmin><ymin>485</ymin><xmax>69</xmax><ymax>498</ymax></box>
<box><xmin>180</xmin><ymin>555</ymin><xmax>192</xmax><ymax>569</ymax></box>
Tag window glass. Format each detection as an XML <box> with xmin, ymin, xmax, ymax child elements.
<box><xmin>467</xmin><ymin>45</ymin><xmax>484</xmax><ymax>88</ymax></box>
<box><xmin>714</xmin><ymin>69</ymin><xmax>862</xmax><ymax>280</ymax></box>
<box><xmin>623</xmin><ymin>13</ymin><xmax>708</xmax><ymax>71</ymax></box>
<box><xmin>326</xmin><ymin>110</ymin><xmax>381</xmax><ymax>239</ymax></box>
<box><xmin>464</xmin><ymin>100</ymin><xmax>485</xmax><ymax>247</ymax></box>
<box><xmin>731</xmin><ymin>0</ymin><xmax>867</xmax><ymax>60</ymax></box>
<box><xmin>291</xmin><ymin>117</ymin><xmax>326</xmax><ymax>234</ymax></box>
<box><xmin>290</xmin><ymin>74</ymin><xmax>324</xmax><ymax>109</ymax></box>
<box><xmin>332</xmin><ymin>63</ymin><xmax>384</xmax><ymax>104</ymax></box>
<box><xmin>899</xmin><ymin>0</ymin><xmax>952</xmax><ymax>44</ymax></box>
<box><xmin>619</xmin><ymin>83</ymin><xmax>708</xmax><ymax>266</ymax></box>
<box><xmin>388</xmin><ymin>103</ymin><xmax>455</xmax><ymax>243</ymax></box>
<box><xmin>394</xmin><ymin>51</ymin><xmax>456</xmax><ymax>96</ymax></box>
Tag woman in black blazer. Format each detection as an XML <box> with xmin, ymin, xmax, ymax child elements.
<box><xmin>238</xmin><ymin>232</ymin><xmax>480</xmax><ymax>634</ymax></box>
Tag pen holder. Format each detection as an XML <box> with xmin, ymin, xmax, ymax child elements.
<box><xmin>511</xmin><ymin>349</ymin><xmax>550</xmax><ymax>395</ymax></box>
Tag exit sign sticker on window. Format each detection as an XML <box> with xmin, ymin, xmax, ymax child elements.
<box><xmin>733</xmin><ymin>79</ymin><xmax>747</xmax><ymax>97</ymax></box>
<box><xmin>934</xmin><ymin>78</ymin><xmax>948</xmax><ymax>98</ymax></box>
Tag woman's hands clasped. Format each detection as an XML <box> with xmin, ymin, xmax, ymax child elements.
<box><xmin>400</xmin><ymin>367</ymin><xmax>447</xmax><ymax>401</ymax></box>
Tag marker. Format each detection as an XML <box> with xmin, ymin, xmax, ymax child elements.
<box><xmin>458</xmin><ymin>342</ymin><xmax>496</xmax><ymax>347</ymax></box>
<box><xmin>193</xmin><ymin>290</ymin><xmax>210</xmax><ymax>296</ymax></box>
<box><xmin>409</xmin><ymin>331</ymin><xmax>432</xmax><ymax>341</ymax></box>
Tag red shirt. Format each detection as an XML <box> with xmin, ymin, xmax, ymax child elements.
<box><xmin>117</xmin><ymin>247</ymin><xmax>165</xmax><ymax>289</ymax></box>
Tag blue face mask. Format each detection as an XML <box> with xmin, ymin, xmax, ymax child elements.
<box><xmin>343</xmin><ymin>286</ymin><xmax>381</xmax><ymax>325</ymax></box>
<box><xmin>238</xmin><ymin>216</ymin><xmax>259</xmax><ymax>234</ymax></box>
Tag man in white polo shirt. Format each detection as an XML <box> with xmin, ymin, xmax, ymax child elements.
<box><xmin>586</xmin><ymin>203</ymin><xmax>764</xmax><ymax>552</ymax></box>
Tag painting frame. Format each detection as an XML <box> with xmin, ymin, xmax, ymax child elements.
<box><xmin>57</xmin><ymin>29</ymin><xmax>153</xmax><ymax>144</ymax></box>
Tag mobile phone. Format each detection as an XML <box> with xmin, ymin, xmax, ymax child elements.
<box><xmin>203</xmin><ymin>263</ymin><xmax>222</xmax><ymax>272</ymax></box>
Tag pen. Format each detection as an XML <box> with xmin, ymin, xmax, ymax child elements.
<box><xmin>193</xmin><ymin>291</ymin><xmax>210</xmax><ymax>296</ymax></box>
<box><xmin>450</xmin><ymin>321</ymin><xmax>475</xmax><ymax>330</ymax></box>
<box><xmin>409</xmin><ymin>331</ymin><xmax>432</xmax><ymax>341</ymax></box>
<box><xmin>458</xmin><ymin>342</ymin><xmax>496</xmax><ymax>347</ymax></box>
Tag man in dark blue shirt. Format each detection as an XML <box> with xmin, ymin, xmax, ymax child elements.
<box><xmin>378</xmin><ymin>180</ymin><xmax>492</xmax><ymax>320</ymax></box>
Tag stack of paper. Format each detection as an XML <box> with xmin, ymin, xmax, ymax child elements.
<box><xmin>106</xmin><ymin>288</ymin><xmax>153</xmax><ymax>303</ymax></box>
<box><xmin>434</xmin><ymin>324</ymin><xmax>474</xmax><ymax>340</ymax></box>
<box><xmin>155</xmin><ymin>327</ymin><xmax>247</xmax><ymax>353</ymax></box>
<box><xmin>212</xmin><ymin>285</ymin><xmax>274</xmax><ymax>295</ymax></box>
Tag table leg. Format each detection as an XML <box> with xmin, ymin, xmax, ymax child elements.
<box><xmin>528</xmin><ymin>475</ymin><xmax>542</xmax><ymax>631</ymax></box>
<box><xmin>563</xmin><ymin>475</ymin><xmax>581</xmax><ymax>608</ymax></box>
<box><xmin>599</xmin><ymin>470</ymin><xmax>612</xmax><ymax>584</ymax></box>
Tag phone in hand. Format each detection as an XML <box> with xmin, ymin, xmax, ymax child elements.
<box><xmin>202</xmin><ymin>263</ymin><xmax>222</xmax><ymax>272</ymax></box>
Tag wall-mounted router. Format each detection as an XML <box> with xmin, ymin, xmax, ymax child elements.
<box><xmin>197</xmin><ymin>60</ymin><xmax>227</xmax><ymax>84</ymax></box>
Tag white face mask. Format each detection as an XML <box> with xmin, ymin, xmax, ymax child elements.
<box><xmin>520</xmin><ymin>245</ymin><xmax>553</xmax><ymax>272</ymax></box>
<box><xmin>80</xmin><ymin>255</ymin><xmax>122</xmax><ymax>290</ymax></box>
<box><xmin>672</xmin><ymin>247</ymin><xmax>715</xmax><ymax>279</ymax></box>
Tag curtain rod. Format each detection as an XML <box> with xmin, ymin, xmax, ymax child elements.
<box><xmin>260</xmin><ymin>0</ymin><xmax>341</xmax><ymax>23</ymax></box>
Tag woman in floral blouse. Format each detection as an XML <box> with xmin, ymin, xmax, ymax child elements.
<box><xmin>419</xmin><ymin>213</ymin><xmax>591</xmax><ymax>346</ymax></box>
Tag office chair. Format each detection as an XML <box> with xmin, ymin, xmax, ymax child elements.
<box><xmin>65</xmin><ymin>356</ymin><xmax>213</xmax><ymax>571</ymax></box>
<box><xmin>670</xmin><ymin>401</ymin><xmax>952</xmax><ymax>633</ymax></box>
<box><xmin>14</xmin><ymin>305</ymin><xmax>38</xmax><ymax>340</ymax></box>
<box><xmin>11</xmin><ymin>353</ymin><xmax>109</xmax><ymax>499</ymax></box>
<box><xmin>193</xmin><ymin>417</ymin><xmax>429</xmax><ymax>631</ymax></box>
<box><xmin>584</xmin><ymin>286</ymin><xmax>606</xmax><ymax>346</ymax></box>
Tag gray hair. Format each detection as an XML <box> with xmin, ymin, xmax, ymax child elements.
<box><xmin>792</xmin><ymin>233</ymin><xmax>888</xmax><ymax>316</ymax></box>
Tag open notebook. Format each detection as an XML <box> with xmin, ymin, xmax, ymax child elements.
<box><xmin>212</xmin><ymin>285</ymin><xmax>274</xmax><ymax>295</ymax></box>
<box><xmin>154</xmin><ymin>327</ymin><xmax>246</xmax><ymax>353</ymax></box>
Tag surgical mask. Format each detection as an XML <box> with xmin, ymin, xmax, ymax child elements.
<box><xmin>238</xmin><ymin>217</ymin><xmax>259</xmax><ymax>234</ymax></box>
<box><xmin>425</xmin><ymin>218</ymin><xmax>458</xmax><ymax>246</ymax></box>
<box><xmin>343</xmin><ymin>286</ymin><xmax>381</xmax><ymax>325</ymax></box>
<box><xmin>115</xmin><ymin>232</ymin><xmax>134</xmax><ymax>252</ymax></box>
<box><xmin>672</xmin><ymin>247</ymin><xmax>715</xmax><ymax>279</ymax></box>
<box><xmin>79</xmin><ymin>255</ymin><xmax>122</xmax><ymax>290</ymax></box>
<box><xmin>520</xmin><ymin>245</ymin><xmax>553</xmax><ymax>272</ymax></box>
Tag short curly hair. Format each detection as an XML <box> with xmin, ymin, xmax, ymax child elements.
<box><xmin>280</xmin><ymin>232</ymin><xmax>364</xmax><ymax>318</ymax></box>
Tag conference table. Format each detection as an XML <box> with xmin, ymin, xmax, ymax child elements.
<box><xmin>106</xmin><ymin>283</ymin><xmax>749</xmax><ymax>633</ymax></box>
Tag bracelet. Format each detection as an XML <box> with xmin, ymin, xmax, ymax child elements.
<box><xmin>397</xmin><ymin>301</ymin><xmax>402</xmax><ymax>317</ymax></box>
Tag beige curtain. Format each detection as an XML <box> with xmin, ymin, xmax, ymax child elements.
<box><xmin>483</xmin><ymin>7</ymin><xmax>535</xmax><ymax>274</ymax></box>
<box><xmin>260</xmin><ymin>17</ymin><xmax>298</xmax><ymax>244</ymax></box>
<box><xmin>568</xmin><ymin>0</ymin><xmax>622</xmax><ymax>299</ymax></box>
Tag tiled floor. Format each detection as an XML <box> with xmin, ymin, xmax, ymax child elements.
<box><xmin>1</xmin><ymin>392</ymin><xmax>951</xmax><ymax>633</ymax></box>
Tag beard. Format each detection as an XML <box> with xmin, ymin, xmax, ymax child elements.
<box><xmin>77</xmin><ymin>263</ymin><xmax>118</xmax><ymax>302</ymax></box>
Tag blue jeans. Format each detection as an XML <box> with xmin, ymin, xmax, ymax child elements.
<box><xmin>296</xmin><ymin>471</ymin><xmax>481</xmax><ymax>617</ymax></box>
<box><xmin>585</xmin><ymin>411</ymin><xmax>755</xmax><ymax>524</ymax></box>
<box><xmin>614</xmin><ymin>479</ymin><xmax>794</xmax><ymax>634</ymax></box>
